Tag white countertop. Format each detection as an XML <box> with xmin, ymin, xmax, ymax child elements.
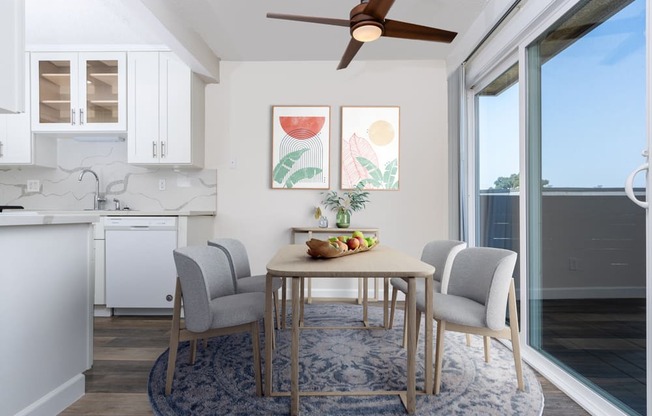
<box><xmin>0</xmin><ymin>210</ymin><xmax>214</xmax><ymax>227</ymax></box>
<box><xmin>0</xmin><ymin>212</ymin><xmax>101</xmax><ymax>227</ymax></box>
<box><xmin>35</xmin><ymin>210</ymin><xmax>216</xmax><ymax>217</ymax></box>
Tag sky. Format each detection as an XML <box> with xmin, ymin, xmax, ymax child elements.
<box><xmin>478</xmin><ymin>0</ymin><xmax>646</xmax><ymax>190</ymax></box>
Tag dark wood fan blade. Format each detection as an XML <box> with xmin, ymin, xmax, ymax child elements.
<box><xmin>266</xmin><ymin>13</ymin><xmax>350</xmax><ymax>27</ymax></box>
<box><xmin>337</xmin><ymin>39</ymin><xmax>364</xmax><ymax>70</ymax></box>
<box><xmin>363</xmin><ymin>0</ymin><xmax>395</xmax><ymax>20</ymax></box>
<box><xmin>383</xmin><ymin>19</ymin><xmax>457</xmax><ymax>43</ymax></box>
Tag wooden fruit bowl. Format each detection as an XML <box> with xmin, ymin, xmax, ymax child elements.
<box><xmin>306</xmin><ymin>238</ymin><xmax>377</xmax><ymax>259</ymax></box>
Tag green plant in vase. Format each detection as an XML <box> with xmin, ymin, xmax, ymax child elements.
<box><xmin>322</xmin><ymin>182</ymin><xmax>370</xmax><ymax>228</ymax></box>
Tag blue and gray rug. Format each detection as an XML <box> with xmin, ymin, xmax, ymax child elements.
<box><xmin>148</xmin><ymin>304</ymin><xmax>544</xmax><ymax>415</ymax></box>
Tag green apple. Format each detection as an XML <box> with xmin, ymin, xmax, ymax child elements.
<box><xmin>351</xmin><ymin>230</ymin><xmax>365</xmax><ymax>239</ymax></box>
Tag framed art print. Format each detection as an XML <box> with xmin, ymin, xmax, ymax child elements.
<box><xmin>341</xmin><ymin>106</ymin><xmax>400</xmax><ymax>190</ymax></box>
<box><xmin>271</xmin><ymin>106</ymin><xmax>330</xmax><ymax>189</ymax></box>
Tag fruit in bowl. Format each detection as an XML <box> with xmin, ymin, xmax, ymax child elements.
<box><xmin>306</xmin><ymin>230</ymin><xmax>379</xmax><ymax>258</ymax></box>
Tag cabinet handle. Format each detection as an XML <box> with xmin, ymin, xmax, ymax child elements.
<box><xmin>71</xmin><ymin>109</ymin><xmax>76</xmax><ymax>125</ymax></box>
<box><xmin>80</xmin><ymin>108</ymin><xmax>84</xmax><ymax>125</ymax></box>
<box><xmin>152</xmin><ymin>141</ymin><xmax>157</xmax><ymax>158</ymax></box>
<box><xmin>0</xmin><ymin>141</ymin><xmax>3</xmax><ymax>158</ymax></box>
<box><xmin>161</xmin><ymin>141</ymin><xmax>166</xmax><ymax>158</ymax></box>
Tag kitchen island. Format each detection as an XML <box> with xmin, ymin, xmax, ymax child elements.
<box><xmin>0</xmin><ymin>212</ymin><xmax>98</xmax><ymax>416</ymax></box>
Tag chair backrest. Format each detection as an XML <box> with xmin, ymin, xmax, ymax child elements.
<box><xmin>446</xmin><ymin>247</ymin><xmax>517</xmax><ymax>331</ymax></box>
<box><xmin>420</xmin><ymin>240</ymin><xmax>467</xmax><ymax>293</ymax></box>
<box><xmin>173</xmin><ymin>245</ymin><xmax>236</xmax><ymax>332</ymax></box>
<box><xmin>207</xmin><ymin>238</ymin><xmax>253</xmax><ymax>280</ymax></box>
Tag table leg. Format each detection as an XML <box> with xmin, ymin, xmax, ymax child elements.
<box><xmin>383</xmin><ymin>277</ymin><xmax>389</xmax><ymax>328</ymax></box>
<box><xmin>424</xmin><ymin>275</ymin><xmax>433</xmax><ymax>395</ymax></box>
<box><xmin>299</xmin><ymin>278</ymin><xmax>305</xmax><ymax>327</ymax></box>
<box><xmin>307</xmin><ymin>277</ymin><xmax>312</xmax><ymax>304</ymax></box>
<box><xmin>363</xmin><ymin>277</ymin><xmax>369</xmax><ymax>326</ymax></box>
<box><xmin>291</xmin><ymin>277</ymin><xmax>301</xmax><ymax>415</ymax></box>
<box><xmin>406</xmin><ymin>277</ymin><xmax>417</xmax><ymax>414</ymax></box>
<box><xmin>264</xmin><ymin>274</ymin><xmax>274</xmax><ymax>396</ymax></box>
<box><xmin>357</xmin><ymin>278</ymin><xmax>363</xmax><ymax>304</ymax></box>
<box><xmin>281</xmin><ymin>278</ymin><xmax>287</xmax><ymax>330</ymax></box>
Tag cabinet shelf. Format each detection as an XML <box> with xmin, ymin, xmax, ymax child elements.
<box><xmin>89</xmin><ymin>100</ymin><xmax>118</xmax><ymax>110</ymax></box>
<box><xmin>41</xmin><ymin>73</ymin><xmax>70</xmax><ymax>87</ymax></box>
<box><xmin>40</xmin><ymin>100</ymin><xmax>71</xmax><ymax>110</ymax></box>
<box><xmin>88</xmin><ymin>73</ymin><xmax>118</xmax><ymax>88</ymax></box>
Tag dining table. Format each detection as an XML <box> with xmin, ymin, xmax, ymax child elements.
<box><xmin>264</xmin><ymin>244</ymin><xmax>436</xmax><ymax>415</ymax></box>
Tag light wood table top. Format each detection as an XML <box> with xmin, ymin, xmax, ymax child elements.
<box><xmin>267</xmin><ymin>244</ymin><xmax>433</xmax><ymax>278</ymax></box>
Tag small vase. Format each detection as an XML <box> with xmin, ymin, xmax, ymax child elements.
<box><xmin>336</xmin><ymin>209</ymin><xmax>350</xmax><ymax>228</ymax></box>
<box><xmin>318</xmin><ymin>216</ymin><xmax>329</xmax><ymax>228</ymax></box>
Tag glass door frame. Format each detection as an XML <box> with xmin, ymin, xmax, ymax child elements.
<box><xmin>461</xmin><ymin>0</ymin><xmax>651</xmax><ymax>414</ymax></box>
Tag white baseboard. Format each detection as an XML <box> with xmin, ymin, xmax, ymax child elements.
<box><xmin>15</xmin><ymin>374</ymin><xmax>85</xmax><ymax>416</ymax></box>
<box><xmin>93</xmin><ymin>305</ymin><xmax>112</xmax><ymax>317</ymax></box>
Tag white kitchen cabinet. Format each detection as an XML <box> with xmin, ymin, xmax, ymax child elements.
<box><xmin>127</xmin><ymin>51</ymin><xmax>204</xmax><ymax>167</ymax></box>
<box><xmin>0</xmin><ymin>54</ymin><xmax>56</xmax><ymax>167</ymax></box>
<box><xmin>0</xmin><ymin>0</ymin><xmax>24</xmax><ymax>114</ymax></box>
<box><xmin>30</xmin><ymin>52</ymin><xmax>126</xmax><ymax>133</ymax></box>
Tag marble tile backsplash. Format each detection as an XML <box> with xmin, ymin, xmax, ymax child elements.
<box><xmin>0</xmin><ymin>140</ymin><xmax>217</xmax><ymax>212</ymax></box>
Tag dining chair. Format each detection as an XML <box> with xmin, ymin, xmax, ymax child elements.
<box><xmin>388</xmin><ymin>240</ymin><xmax>466</xmax><ymax>347</ymax></box>
<box><xmin>208</xmin><ymin>238</ymin><xmax>286</xmax><ymax>329</ymax></box>
<box><xmin>166</xmin><ymin>245</ymin><xmax>265</xmax><ymax>396</ymax></box>
<box><xmin>416</xmin><ymin>246</ymin><xmax>523</xmax><ymax>394</ymax></box>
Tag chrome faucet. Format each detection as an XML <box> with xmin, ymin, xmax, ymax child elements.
<box><xmin>78</xmin><ymin>169</ymin><xmax>106</xmax><ymax>210</ymax></box>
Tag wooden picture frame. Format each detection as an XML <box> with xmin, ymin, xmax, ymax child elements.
<box><xmin>341</xmin><ymin>106</ymin><xmax>400</xmax><ymax>190</ymax></box>
<box><xmin>271</xmin><ymin>106</ymin><xmax>331</xmax><ymax>189</ymax></box>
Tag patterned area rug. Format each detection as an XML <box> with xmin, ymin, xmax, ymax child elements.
<box><xmin>149</xmin><ymin>304</ymin><xmax>544</xmax><ymax>415</ymax></box>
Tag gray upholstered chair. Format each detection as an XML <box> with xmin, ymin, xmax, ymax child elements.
<box><xmin>208</xmin><ymin>238</ymin><xmax>286</xmax><ymax>329</ymax></box>
<box><xmin>166</xmin><ymin>245</ymin><xmax>265</xmax><ymax>396</ymax></box>
<box><xmin>388</xmin><ymin>240</ymin><xmax>466</xmax><ymax>346</ymax></box>
<box><xmin>417</xmin><ymin>246</ymin><xmax>523</xmax><ymax>394</ymax></box>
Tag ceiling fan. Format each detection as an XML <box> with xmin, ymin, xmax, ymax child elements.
<box><xmin>267</xmin><ymin>0</ymin><xmax>458</xmax><ymax>70</ymax></box>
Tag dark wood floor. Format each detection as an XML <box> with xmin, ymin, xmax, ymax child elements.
<box><xmin>61</xmin><ymin>301</ymin><xmax>590</xmax><ymax>416</ymax></box>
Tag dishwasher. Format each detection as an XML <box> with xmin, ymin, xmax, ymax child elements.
<box><xmin>104</xmin><ymin>217</ymin><xmax>178</xmax><ymax>314</ymax></box>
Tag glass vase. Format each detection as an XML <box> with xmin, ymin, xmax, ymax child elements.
<box><xmin>336</xmin><ymin>209</ymin><xmax>350</xmax><ymax>228</ymax></box>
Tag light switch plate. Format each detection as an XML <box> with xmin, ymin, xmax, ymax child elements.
<box><xmin>27</xmin><ymin>180</ymin><xmax>40</xmax><ymax>193</ymax></box>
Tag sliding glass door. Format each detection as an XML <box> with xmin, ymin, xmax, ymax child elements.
<box><xmin>526</xmin><ymin>1</ymin><xmax>646</xmax><ymax>413</ymax></box>
<box><xmin>467</xmin><ymin>0</ymin><xmax>648</xmax><ymax>414</ymax></box>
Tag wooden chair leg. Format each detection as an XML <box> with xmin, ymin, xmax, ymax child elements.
<box><xmin>465</xmin><ymin>333</ymin><xmax>471</xmax><ymax>346</ymax></box>
<box><xmin>402</xmin><ymin>302</ymin><xmax>408</xmax><ymax>348</ymax></box>
<box><xmin>165</xmin><ymin>279</ymin><xmax>183</xmax><ymax>395</ymax></box>
<box><xmin>251</xmin><ymin>321</ymin><xmax>262</xmax><ymax>396</ymax></box>
<box><xmin>273</xmin><ymin>290</ymin><xmax>280</xmax><ymax>330</ymax></box>
<box><xmin>484</xmin><ymin>336</ymin><xmax>491</xmax><ymax>363</ymax></box>
<box><xmin>415</xmin><ymin>311</ymin><xmax>421</xmax><ymax>345</ymax></box>
<box><xmin>509</xmin><ymin>280</ymin><xmax>524</xmax><ymax>391</ymax></box>
<box><xmin>434</xmin><ymin>319</ymin><xmax>446</xmax><ymax>395</ymax></box>
<box><xmin>389</xmin><ymin>287</ymin><xmax>398</xmax><ymax>329</ymax></box>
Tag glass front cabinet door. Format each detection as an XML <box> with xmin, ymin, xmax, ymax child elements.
<box><xmin>30</xmin><ymin>52</ymin><xmax>126</xmax><ymax>133</ymax></box>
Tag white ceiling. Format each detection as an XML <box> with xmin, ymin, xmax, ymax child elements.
<box><xmin>26</xmin><ymin>0</ymin><xmax>488</xmax><ymax>65</ymax></box>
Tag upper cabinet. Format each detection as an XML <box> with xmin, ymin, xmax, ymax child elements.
<box><xmin>30</xmin><ymin>52</ymin><xmax>126</xmax><ymax>133</ymax></box>
<box><xmin>127</xmin><ymin>52</ymin><xmax>204</xmax><ymax>167</ymax></box>
<box><xmin>0</xmin><ymin>53</ymin><xmax>56</xmax><ymax>167</ymax></box>
<box><xmin>0</xmin><ymin>0</ymin><xmax>25</xmax><ymax>114</ymax></box>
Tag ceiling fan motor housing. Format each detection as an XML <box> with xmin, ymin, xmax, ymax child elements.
<box><xmin>350</xmin><ymin>2</ymin><xmax>384</xmax><ymax>36</ymax></box>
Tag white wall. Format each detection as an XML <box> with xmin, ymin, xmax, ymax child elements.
<box><xmin>204</xmin><ymin>60</ymin><xmax>450</xmax><ymax>297</ymax></box>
